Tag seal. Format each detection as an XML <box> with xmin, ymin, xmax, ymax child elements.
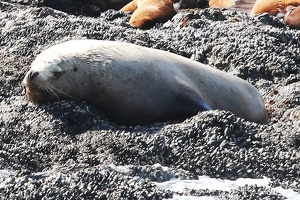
<box><xmin>208</xmin><ymin>0</ymin><xmax>236</xmax><ymax>8</ymax></box>
<box><xmin>23</xmin><ymin>40</ymin><xmax>268</xmax><ymax>125</ymax></box>
<box><xmin>121</xmin><ymin>0</ymin><xmax>176</xmax><ymax>29</ymax></box>
<box><xmin>121</xmin><ymin>0</ymin><xmax>236</xmax><ymax>29</ymax></box>
<box><xmin>284</xmin><ymin>6</ymin><xmax>300</xmax><ymax>29</ymax></box>
<box><xmin>251</xmin><ymin>0</ymin><xmax>300</xmax><ymax>16</ymax></box>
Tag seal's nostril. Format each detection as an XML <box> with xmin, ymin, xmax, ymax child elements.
<box><xmin>29</xmin><ymin>70</ymin><xmax>39</xmax><ymax>81</ymax></box>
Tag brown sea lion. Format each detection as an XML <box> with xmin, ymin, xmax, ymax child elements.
<box><xmin>251</xmin><ymin>0</ymin><xmax>300</xmax><ymax>16</ymax></box>
<box><xmin>121</xmin><ymin>0</ymin><xmax>177</xmax><ymax>29</ymax></box>
<box><xmin>23</xmin><ymin>40</ymin><xmax>268</xmax><ymax>125</ymax></box>
<box><xmin>121</xmin><ymin>0</ymin><xmax>236</xmax><ymax>29</ymax></box>
<box><xmin>284</xmin><ymin>6</ymin><xmax>300</xmax><ymax>29</ymax></box>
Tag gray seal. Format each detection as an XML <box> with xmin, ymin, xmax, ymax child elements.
<box><xmin>23</xmin><ymin>40</ymin><xmax>268</xmax><ymax>125</ymax></box>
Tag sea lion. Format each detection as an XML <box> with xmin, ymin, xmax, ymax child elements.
<box><xmin>251</xmin><ymin>0</ymin><xmax>300</xmax><ymax>16</ymax></box>
<box><xmin>208</xmin><ymin>0</ymin><xmax>236</xmax><ymax>9</ymax></box>
<box><xmin>284</xmin><ymin>6</ymin><xmax>300</xmax><ymax>29</ymax></box>
<box><xmin>121</xmin><ymin>0</ymin><xmax>236</xmax><ymax>29</ymax></box>
<box><xmin>121</xmin><ymin>0</ymin><xmax>177</xmax><ymax>29</ymax></box>
<box><xmin>23</xmin><ymin>40</ymin><xmax>268</xmax><ymax>125</ymax></box>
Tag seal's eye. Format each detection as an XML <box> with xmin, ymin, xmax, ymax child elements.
<box><xmin>73</xmin><ymin>67</ymin><xmax>78</xmax><ymax>72</ymax></box>
<box><xmin>53</xmin><ymin>71</ymin><xmax>63</xmax><ymax>78</ymax></box>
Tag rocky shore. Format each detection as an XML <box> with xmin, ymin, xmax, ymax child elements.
<box><xmin>0</xmin><ymin>0</ymin><xmax>299</xmax><ymax>199</ymax></box>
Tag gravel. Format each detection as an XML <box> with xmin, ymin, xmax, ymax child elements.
<box><xmin>0</xmin><ymin>1</ymin><xmax>299</xmax><ymax>199</ymax></box>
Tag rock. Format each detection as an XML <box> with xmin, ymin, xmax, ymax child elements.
<box><xmin>0</xmin><ymin>1</ymin><xmax>299</xmax><ymax>198</ymax></box>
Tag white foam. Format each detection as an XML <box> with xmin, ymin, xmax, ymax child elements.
<box><xmin>0</xmin><ymin>169</ymin><xmax>16</xmax><ymax>179</ymax></box>
<box><xmin>1</xmin><ymin>167</ymin><xmax>299</xmax><ymax>200</ymax></box>
<box><xmin>156</xmin><ymin>176</ymin><xmax>300</xmax><ymax>200</ymax></box>
<box><xmin>171</xmin><ymin>195</ymin><xmax>220</xmax><ymax>200</ymax></box>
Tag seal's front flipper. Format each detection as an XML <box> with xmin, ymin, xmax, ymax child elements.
<box><xmin>161</xmin><ymin>93</ymin><xmax>211</xmax><ymax>122</ymax></box>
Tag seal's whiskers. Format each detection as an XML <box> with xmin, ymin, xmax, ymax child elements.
<box><xmin>39</xmin><ymin>83</ymin><xmax>60</xmax><ymax>100</ymax></box>
<box><xmin>51</xmin><ymin>86</ymin><xmax>79</xmax><ymax>101</ymax></box>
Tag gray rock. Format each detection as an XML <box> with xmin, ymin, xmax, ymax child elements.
<box><xmin>0</xmin><ymin>1</ymin><xmax>299</xmax><ymax>199</ymax></box>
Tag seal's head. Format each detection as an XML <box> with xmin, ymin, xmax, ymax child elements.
<box><xmin>23</xmin><ymin>50</ymin><xmax>81</xmax><ymax>103</ymax></box>
<box><xmin>284</xmin><ymin>6</ymin><xmax>300</xmax><ymax>29</ymax></box>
